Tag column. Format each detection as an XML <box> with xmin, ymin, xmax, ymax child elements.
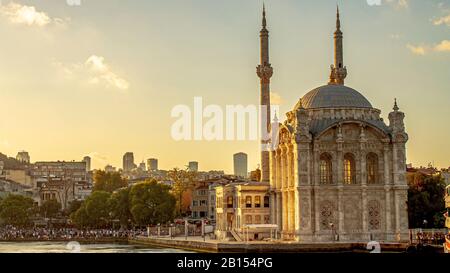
<box><xmin>362</xmin><ymin>189</ymin><xmax>368</xmax><ymax>233</ymax></box>
<box><xmin>385</xmin><ymin>187</ymin><xmax>392</xmax><ymax>234</ymax></box>
<box><xmin>291</xmin><ymin>191</ymin><xmax>295</xmax><ymax>235</ymax></box>
<box><xmin>383</xmin><ymin>144</ymin><xmax>390</xmax><ymax>185</ymax></box>
<box><xmin>338</xmin><ymin>188</ymin><xmax>344</xmax><ymax>233</ymax></box>
<box><xmin>270</xmin><ymin>150</ymin><xmax>277</xmax><ymax>188</ymax></box>
<box><xmin>276</xmin><ymin>149</ymin><xmax>281</xmax><ymax>189</ymax></box>
<box><xmin>282</xmin><ymin>191</ymin><xmax>288</xmax><ymax>234</ymax></box>
<box><xmin>392</xmin><ymin>143</ymin><xmax>398</xmax><ymax>184</ymax></box>
<box><xmin>394</xmin><ymin>192</ymin><xmax>401</xmax><ymax>234</ymax></box>
<box><xmin>276</xmin><ymin>193</ymin><xmax>282</xmax><ymax>230</ymax></box>
<box><xmin>313</xmin><ymin>147</ymin><xmax>320</xmax><ymax>234</ymax></box>
<box><xmin>295</xmin><ymin>188</ymin><xmax>301</xmax><ymax>234</ymax></box>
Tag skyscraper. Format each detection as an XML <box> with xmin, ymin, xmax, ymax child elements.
<box><xmin>233</xmin><ymin>153</ymin><xmax>248</xmax><ymax>178</ymax></box>
<box><xmin>123</xmin><ymin>152</ymin><xmax>135</xmax><ymax>172</ymax></box>
<box><xmin>147</xmin><ymin>158</ymin><xmax>158</xmax><ymax>171</ymax></box>
<box><xmin>82</xmin><ymin>156</ymin><xmax>91</xmax><ymax>172</ymax></box>
<box><xmin>188</xmin><ymin>161</ymin><xmax>199</xmax><ymax>172</ymax></box>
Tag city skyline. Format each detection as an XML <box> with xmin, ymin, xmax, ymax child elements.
<box><xmin>0</xmin><ymin>0</ymin><xmax>449</xmax><ymax>173</ymax></box>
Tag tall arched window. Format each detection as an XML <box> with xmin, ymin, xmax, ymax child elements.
<box><xmin>227</xmin><ymin>196</ymin><xmax>234</xmax><ymax>208</ymax></box>
<box><xmin>320</xmin><ymin>153</ymin><xmax>333</xmax><ymax>184</ymax></box>
<box><xmin>344</xmin><ymin>153</ymin><xmax>356</xmax><ymax>185</ymax></box>
<box><xmin>367</xmin><ymin>153</ymin><xmax>379</xmax><ymax>184</ymax></box>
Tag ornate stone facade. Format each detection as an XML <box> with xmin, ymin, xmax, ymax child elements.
<box><xmin>265</xmin><ymin>8</ymin><xmax>410</xmax><ymax>242</ymax></box>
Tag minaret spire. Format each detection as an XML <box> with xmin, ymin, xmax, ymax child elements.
<box><xmin>329</xmin><ymin>5</ymin><xmax>347</xmax><ymax>85</ymax></box>
<box><xmin>257</xmin><ymin>3</ymin><xmax>273</xmax><ymax>183</ymax></box>
<box><xmin>336</xmin><ymin>5</ymin><xmax>341</xmax><ymax>32</ymax></box>
<box><xmin>262</xmin><ymin>3</ymin><xmax>267</xmax><ymax>29</ymax></box>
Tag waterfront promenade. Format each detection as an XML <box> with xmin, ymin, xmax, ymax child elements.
<box><xmin>131</xmin><ymin>236</ymin><xmax>410</xmax><ymax>253</ymax></box>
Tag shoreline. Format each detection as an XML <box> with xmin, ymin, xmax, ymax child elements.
<box><xmin>130</xmin><ymin>236</ymin><xmax>413</xmax><ymax>253</ymax></box>
<box><xmin>0</xmin><ymin>238</ymin><xmax>129</xmax><ymax>244</ymax></box>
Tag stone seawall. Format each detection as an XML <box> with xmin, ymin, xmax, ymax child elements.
<box><xmin>131</xmin><ymin>236</ymin><xmax>409</xmax><ymax>253</ymax></box>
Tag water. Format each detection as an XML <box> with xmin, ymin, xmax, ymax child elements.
<box><xmin>0</xmin><ymin>242</ymin><xmax>192</xmax><ymax>253</ymax></box>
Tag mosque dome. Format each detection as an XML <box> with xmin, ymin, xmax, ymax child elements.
<box><xmin>295</xmin><ymin>84</ymin><xmax>373</xmax><ymax>110</ymax></box>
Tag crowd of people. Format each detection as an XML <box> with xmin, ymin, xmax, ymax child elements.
<box><xmin>414</xmin><ymin>231</ymin><xmax>447</xmax><ymax>245</ymax></box>
<box><xmin>0</xmin><ymin>226</ymin><xmax>148</xmax><ymax>241</ymax></box>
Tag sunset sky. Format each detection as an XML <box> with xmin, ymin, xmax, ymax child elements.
<box><xmin>0</xmin><ymin>0</ymin><xmax>449</xmax><ymax>172</ymax></box>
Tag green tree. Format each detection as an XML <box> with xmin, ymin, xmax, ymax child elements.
<box><xmin>108</xmin><ymin>187</ymin><xmax>132</xmax><ymax>229</ymax></box>
<box><xmin>40</xmin><ymin>199</ymin><xmax>61</xmax><ymax>219</ymax></box>
<box><xmin>65</xmin><ymin>200</ymin><xmax>83</xmax><ymax>217</ymax></box>
<box><xmin>0</xmin><ymin>194</ymin><xmax>35</xmax><ymax>227</ymax></box>
<box><xmin>71</xmin><ymin>205</ymin><xmax>90</xmax><ymax>228</ymax></box>
<box><xmin>407</xmin><ymin>173</ymin><xmax>446</xmax><ymax>228</ymax></box>
<box><xmin>169</xmin><ymin>168</ymin><xmax>197</xmax><ymax>216</ymax></box>
<box><xmin>71</xmin><ymin>191</ymin><xmax>111</xmax><ymax>228</ymax></box>
<box><xmin>129</xmin><ymin>180</ymin><xmax>176</xmax><ymax>226</ymax></box>
<box><xmin>93</xmin><ymin>170</ymin><xmax>128</xmax><ymax>193</ymax></box>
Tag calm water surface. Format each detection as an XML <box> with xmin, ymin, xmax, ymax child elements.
<box><xmin>0</xmin><ymin>242</ymin><xmax>192</xmax><ymax>253</ymax></box>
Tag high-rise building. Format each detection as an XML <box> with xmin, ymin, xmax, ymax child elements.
<box><xmin>233</xmin><ymin>153</ymin><xmax>248</xmax><ymax>178</ymax></box>
<box><xmin>147</xmin><ymin>158</ymin><xmax>158</xmax><ymax>171</ymax></box>
<box><xmin>105</xmin><ymin>165</ymin><xmax>116</xmax><ymax>173</ymax></box>
<box><xmin>16</xmin><ymin>151</ymin><xmax>30</xmax><ymax>164</ymax></box>
<box><xmin>188</xmin><ymin>161</ymin><xmax>199</xmax><ymax>172</ymax></box>
<box><xmin>123</xmin><ymin>152</ymin><xmax>135</xmax><ymax>172</ymax></box>
<box><xmin>82</xmin><ymin>156</ymin><xmax>91</xmax><ymax>172</ymax></box>
<box><xmin>139</xmin><ymin>161</ymin><xmax>146</xmax><ymax>171</ymax></box>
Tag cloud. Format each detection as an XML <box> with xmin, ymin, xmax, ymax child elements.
<box><xmin>270</xmin><ymin>92</ymin><xmax>284</xmax><ymax>105</ymax></box>
<box><xmin>0</xmin><ymin>2</ymin><xmax>68</xmax><ymax>27</ymax></box>
<box><xmin>385</xmin><ymin>0</ymin><xmax>409</xmax><ymax>9</ymax></box>
<box><xmin>390</xmin><ymin>33</ymin><xmax>401</xmax><ymax>40</ymax></box>
<box><xmin>53</xmin><ymin>56</ymin><xmax>130</xmax><ymax>91</ymax></box>
<box><xmin>406</xmin><ymin>40</ymin><xmax>450</xmax><ymax>55</ymax></box>
<box><xmin>85</xmin><ymin>55</ymin><xmax>130</xmax><ymax>90</ymax></box>
<box><xmin>434</xmin><ymin>40</ymin><xmax>450</xmax><ymax>52</ymax></box>
<box><xmin>406</xmin><ymin>44</ymin><xmax>426</xmax><ymax>55</ymax></box>
<box><xmin>433</xmin><ymin>13</ymin><xmax>450</xmax><ymax>26</ymax></box>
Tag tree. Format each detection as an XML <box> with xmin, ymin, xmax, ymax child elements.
<box><xmin>0</xmin><ymin>194</ymin><xmax>35</xmax><ymax>227</ymax></box>
<box><xmin>108</xmin><ymin>187</ymin><xmax>132</xmax><ymax>229</ymax></box>
<box><xmin>93</xmin><ymin>170</ymin><xmax>128</xmax><ymax>193</ymax></box>
<box><xmin>407</xmin><ymin>173</ymin><xmax>446</xmax><ymax>228</ymax></box>
<box><xmin>169</xmin><ymin>168</ymin><xmax>197</xmax><ymax>216</ymax></box>
<box><xmin>40</xmin><ymin>199</ymin><xmax>61</xmax><ymax>219</ymax></box>
<box><xmin>65</xmin><ymin>200</ymin><xmax>83</xmax><ymax>217</ymax></box>
<box><xmin>71</xmin><ymin>191</ymin><xmax>111</xmax><ymax>228</ymax></box>
<box><xmin>129</xmin><ymin>180</ymin><xmax>176</xmax><ymax>226</ymax></box>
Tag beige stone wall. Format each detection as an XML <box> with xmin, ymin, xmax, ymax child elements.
<box><xmin>269</xmin><ymin>106</ymin><xmax>409</xmax><ymax>242</ymax></box>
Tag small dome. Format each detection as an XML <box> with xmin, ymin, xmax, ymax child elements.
<box><xmin>296</xmin><ymin>84</ymin><xmax>372</xmax><ymax>109</ymax></box>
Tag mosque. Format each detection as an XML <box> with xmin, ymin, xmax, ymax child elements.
<box><xmin>257</xmin><ymin>6</ymin><xmax>410</xmax><ymax>242</ymax></box>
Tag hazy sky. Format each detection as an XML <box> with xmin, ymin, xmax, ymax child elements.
<box><xmin>0</xmin><ymin>0</ymin><xmax>449</xmax><ymax>172</ymax></box>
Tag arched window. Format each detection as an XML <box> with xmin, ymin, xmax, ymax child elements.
<box><xmin>367</xmin><ymin>153</ymin><xmax>379</xmax><ymax>184</ymax></box>
<box><xmin>255</xmin><ymin>196</ymin><xmax>261</xmax><ymax>208</ymax></box>
<box><xmin>245</xmin><ymin>196</ymin><xmax>252</xmax><ymax>208</ymax></box>
<box><xmin>264</xmin><ymin>196</ymin><xmax>270</xmax><ymax>208</ymax></box>
<box><xmin>344</xmin><ymin>153</ymin><xmax>356</xmax><ymax>185</ymax></box>
<box><xmin>320</xmin><ymin>153</ymin><xmax>333</xmax><ymax>184</ymax></box>
<box><xmin>227</xmin><ymin>196</ymin><xmax>233</xmax><ymax>208</ymax></box>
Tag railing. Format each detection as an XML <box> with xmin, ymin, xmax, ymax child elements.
<box><xmin>230</xmin><ymin>230</ymin><xmax>244</xmax><ymax>242</ymax></box>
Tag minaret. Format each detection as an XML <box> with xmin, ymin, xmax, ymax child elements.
<box><xmin>257</xmin><ymin>4</ymin><xmax>273</xmax><ymax>182</ymax></box>
<box><xmin>329</xmin><ymin>6</ymin><xmax>347</xmax><ymax>85</ymax></box>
